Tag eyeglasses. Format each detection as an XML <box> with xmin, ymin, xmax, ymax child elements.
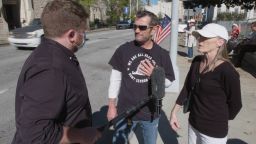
<box><xmin>77</xmin><ymin>31</ymin><xmax>86</xmax><ymax>40</ymax></box>
<box><xmin>133</xmin><ymin>24</ymin><xmax>153</xmax><ymax>31</ymax></box>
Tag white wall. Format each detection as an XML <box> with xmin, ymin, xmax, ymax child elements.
<box><xmin>144</xmin><ymin>1</ymin><xmax>184</xmax><ymax>20</ymax></box>
<box><xmin>0</xmin><ymin>1</ymin><xmax>10</xmax><ymax>43</ymax></box>
<box><xmin>20</xmin><ymin>0</ymin><xmax>34</xmax><ymax>26</ymax></box>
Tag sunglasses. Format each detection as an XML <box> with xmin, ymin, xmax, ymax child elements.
<box><xmin>133</xmin><ymin>24</ymin><xmax>153</xmax><ymax>31</ymax></box>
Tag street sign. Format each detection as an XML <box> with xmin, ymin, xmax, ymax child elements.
<box><xmin>124</xmin><ymin>7</ymin><xmax>129</xmax><ymax>15</ymax></box>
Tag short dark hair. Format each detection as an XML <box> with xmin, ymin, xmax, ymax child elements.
<box><xmin>136</xmin><ymin>10</ymin><xmax>159</xmax><ymax>26</ymax></box>
<box><xmin>41</xmin><ymin>0</ymin><xmax>89</xmax><ymax>38</ymax></box>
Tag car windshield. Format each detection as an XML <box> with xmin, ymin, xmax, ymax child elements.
<box><xmin>29</xmin><ymin>19</ymin><xmax>41</xmax><ymax>26</ymax></box>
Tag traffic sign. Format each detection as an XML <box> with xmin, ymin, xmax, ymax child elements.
<box><xmin>124</xmin><ymin>7</ymin><xmax>129</xmax><ymax>15</ymax></box>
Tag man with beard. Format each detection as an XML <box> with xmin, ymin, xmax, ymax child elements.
<box><xmin>12</xmin><ymin>0</ymin><xmax>101</xmax><ymax>143</ymax></box>
<box><xmin>107</xmin><ymin>10</ymin><xmax>175</xmax><ymax>144</ymax></box>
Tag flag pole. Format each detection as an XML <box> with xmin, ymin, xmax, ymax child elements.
<box><xmin>166</xmin><ymin>0</ymin><xmax>179</xmax><ymax>93</ymax></box>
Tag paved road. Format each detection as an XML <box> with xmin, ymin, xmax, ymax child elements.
<box><xmin>0</xmin><ymin>29</ymin><xmax>134</xmax><ymax>143</ymax></box>
<box><xmin>0</xmin><ymin>29</ymin><xmax>255</xmax><ymax>144</ymax></box>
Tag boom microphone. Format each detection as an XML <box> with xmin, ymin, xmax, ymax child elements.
<box><xmin>151</xmin><ymin>66</ymin><xmax>165</xmax><ymax>115</ymax></box>
<box><xmin>97</xmin><ymin>67</ymin><xmax>165</xmax><ymax>133</ymax></box>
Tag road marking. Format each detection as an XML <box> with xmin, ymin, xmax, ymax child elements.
<box><xmin>0</xmin><ymin>89</ymin><xmax>8</xmax><ymax>94</ymax></box>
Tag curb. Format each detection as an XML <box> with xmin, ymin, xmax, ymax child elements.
<box><xmin>0</xmin><ymin>40</ymin><xmax>8</xmax><ymax>45</ymax></box>
<box><xmin>87</xmin><ymin>27</ymin><xmax>116</xmax><ymax>33</ymax></box>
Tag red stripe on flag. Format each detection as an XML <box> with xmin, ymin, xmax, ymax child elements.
<box><xmin>156</xmin><ymin>25</ymin><xmax>171</xmax><ymax>44</ymax></box>
<box><xmin>154</xmin><ymin>18</ymin><xmax>171</xmax><ymax>44</ymax></box>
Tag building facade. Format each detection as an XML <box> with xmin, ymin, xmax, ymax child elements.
<box><xmin>89</xmin><ymin>0</ymin><xmax>108</xmax><ymax>23</ymax></box>
<box><xmin>0</xmin><ymin>0</ymin><xmax>108</xmax><ymax>44</ymax></box>
<box><xmin>0</xmin><ymin>1</ymin><xmax>8</xmax><ymax>43</ymax></box>
<box><xmin>0</xmin><ymin>0</ymin><xmax>51</xmax><ymax>43</ymax></box>
<box><xmin>213</xmin><ymin>4</ymin><xmax>256</xmax><ymax>21</ymax></box>
<box><xmin>144</xmin><ymin>0</ymin><xmax>185</xmax><ymax>22</ymax></box>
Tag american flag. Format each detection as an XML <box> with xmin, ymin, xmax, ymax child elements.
<box><xmin>154</xmin><ymin>14</ymin><xmax>171</xmax><ymax>44</ymax></box>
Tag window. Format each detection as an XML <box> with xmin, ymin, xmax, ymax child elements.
<box><xmin>235</xmin><ymin>8</ymin><xmax>238</xmax><ymax>14</ymax></box>
<box><xmin>217</xmin><ymin>8</ymin><xmax>221</xmax><ymax>13</ymax></box>
<box><xmin>31</xmin><ymin>0</ymin><xmax>34</xmax><ymax>9</ymax></box>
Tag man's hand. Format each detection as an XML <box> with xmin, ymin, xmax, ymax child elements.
<box><xmin>107</xmin><ymin>98</ymin><xmax>117</xmax><ymax>121</ymax></box>
<box><xmin>107</xmin><ymin>106</ymin><xmax>117</xmax><ymax>121</ymax></box>
<box><xmin>80</xmin><ymin>127</ymin><xmax>102</xmax><ymax>144</ymax></box>
<box><xmin>139</xmin><ymin>59</ymin><xmax>155</xmax><ymax>77</ymax></box>
<box><xmin>60</xmin><ymin>126</ymin><xmax>102</xmax><ymax>144</ymax></box>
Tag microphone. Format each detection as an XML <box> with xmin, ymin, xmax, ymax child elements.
<box><xmin>97</xmin><ymin>67</ymin><xmax>165</xmax><ymax>134</ymax></box>
<box><xmin>150</xmin><ymin>66</ymin><xmax>165</xmax><ymax>115</ymax></box>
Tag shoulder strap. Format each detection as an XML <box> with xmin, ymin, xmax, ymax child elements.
<box><xmin>191</xmin><ymin>61</ymin><xmax>200</xmax><ymax>91</ymax></box>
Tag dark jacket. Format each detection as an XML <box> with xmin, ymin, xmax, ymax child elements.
<box><xmin>12</xmin><ymin>38</ymin><xmax>92</xmax><ymax>144</ymax></box>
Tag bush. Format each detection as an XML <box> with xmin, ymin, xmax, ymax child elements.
<box><xmin>217</xmin><ymin>12</ymin><xmax>246</xmax><ymax>21</ymax></box>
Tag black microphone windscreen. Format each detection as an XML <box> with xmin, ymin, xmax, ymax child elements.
<box><xmin>151</xmin><ymin>67</ymin><xmax>165</xmax><ymax>99</ymax></box>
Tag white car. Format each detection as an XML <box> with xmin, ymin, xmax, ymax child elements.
<box><xmin>8</xmin><ymin>18</ymin><xmax>44</xmax><ymax>49</ymax></box>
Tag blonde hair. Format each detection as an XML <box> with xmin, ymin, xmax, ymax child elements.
<box><xmin>206</xmin><ymin>39</ymin><xmax>231</xmax><ymax>72</ymax></box>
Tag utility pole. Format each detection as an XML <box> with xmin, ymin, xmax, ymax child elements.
<box><xmin>129</xmin><ymin>0</ymin><xmax>132</xmax><ymax>19</ymax></box>
<box><xmin>136</xmin><ymin>0</ymin><xmax>138</xmax><ymax>12</ymax></box>
<box><xmin>167</xmin><ymin>0</ymin><xmax>180</xmax><ymax>93</ymax></box>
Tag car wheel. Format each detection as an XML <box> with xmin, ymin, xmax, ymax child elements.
<box><xmin>17</xmin><ymin>47</ymin><xmax>35</xmax><ymax>50</ymax></box>
<box><xmin>17</xmin><ymin>47</ymin><xmax>24</xmax><ymax>50</ymax></box>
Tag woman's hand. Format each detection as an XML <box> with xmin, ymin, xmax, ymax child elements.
<box><xmin>169</xmin><ymin>104</ymin><xmax>182</xmax><ymax>132</ymax></box>
<box><xmin>169</xmin><ymin>112</ymin><xmax>180</xmax><ymax>132</ymax></box>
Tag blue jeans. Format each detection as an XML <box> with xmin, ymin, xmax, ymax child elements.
<box><xmin>113</xmin><ymin>118</ymin><xmax>159</xmax><ymax>144</ymax></box>
<box><xmin>188</xmin><ymin>47</ymin><xmax>193</xmax><ymax>58</ymax></box>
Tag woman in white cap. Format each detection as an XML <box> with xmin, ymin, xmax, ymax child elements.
<box><xmin>169</xmin><ymin>23</ymin><xmax>242</xmax><ymax>144</ymax></box>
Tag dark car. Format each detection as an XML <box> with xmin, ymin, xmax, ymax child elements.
<box><xmin>116</xmin><ymin>21</ymin><xmax>132</xmax><ymax>30</ymax></box>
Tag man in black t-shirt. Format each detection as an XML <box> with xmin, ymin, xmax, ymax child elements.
<box><xmin>107</xmin><ymin>10</ymin><xmax>175</xmax><ymax>144</ymax></box>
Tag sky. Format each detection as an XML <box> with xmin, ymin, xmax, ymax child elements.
<box><xmin>151</xmin><ymin>0</ymin><xmax>158</xmax><ymax>5</ymax></box>
<box><xmin>143</xmin><ymin>0</ymin><xmax>158</xmax><ymax>5</ymax></box>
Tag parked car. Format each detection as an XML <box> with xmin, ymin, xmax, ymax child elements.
<box><xmin>8</xmin><ymin>18</ymin><xmax>44</xmax><ymax>49</ymax></box>
<box><xmin>116</xmin><ymin>21</ymin><xmax>132</xmax><ymax>30</ymax></box>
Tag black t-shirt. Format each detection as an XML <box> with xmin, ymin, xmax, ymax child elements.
<box><xmin>176</xmin><ymin>56</ymin><xmax>242</xmax><ymax>138</ymax></box>
<box><xmin>12</xmin><ymin>38</ymin><xmax>92</xmax><ymax>144</ymax></box>
<box><xmin>109</xmin><ymin>41</ymin><xmax>175</xmax><ymax>120</ymax></box>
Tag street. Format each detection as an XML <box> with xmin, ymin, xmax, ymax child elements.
<box><xmin>0</xmin><ymin>29</ymin><xmax>255</xmax><ymax>144</ymax></box>
<box><xmin>0</xmin><ymin>29</ymin><xmax>134</xmax><ymax>143</ymax></box>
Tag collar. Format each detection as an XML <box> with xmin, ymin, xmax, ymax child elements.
<box><xmin>41</xmin><ymin>37</ymin><xmax>79</xmax><ymax>65</ymax></box>
<box><xmin>134</xmin><ymin>40</ymin><xmax>156</xmax><ymax>50</ymax></box>
<box><xmin>42</xmin><ymin>37</ymin><xmax>76</xmax><ymax>56</ymax></box>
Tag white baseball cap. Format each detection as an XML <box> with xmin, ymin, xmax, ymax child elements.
<box><xmin>188</xmin><ymin>19</ymin><xmax>195</xmax><ymax>23</ymax></box>
<box><xmin>232</xmin><ymin>23</ymin><xmax>238</xmax><ymax>27</ymax></box>
<box><xmin>192</xmin><ymin>23</ymin><xmax>229</xmax><ymax>41</ymax></box>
